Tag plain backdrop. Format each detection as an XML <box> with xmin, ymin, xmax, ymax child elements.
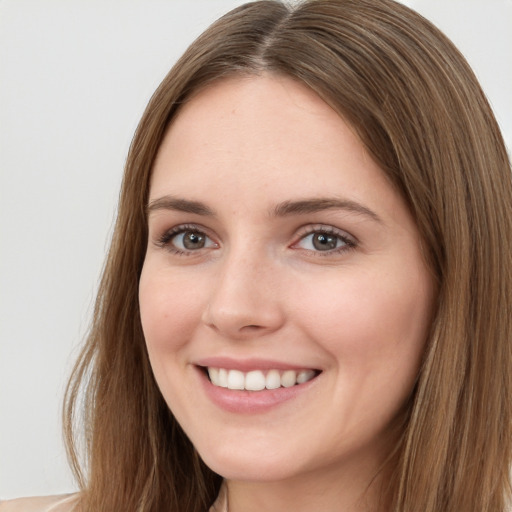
<box><xmin>1</xmin><ymin>0</ymin><xmax>511</xmax><ymax>499</ymax></box>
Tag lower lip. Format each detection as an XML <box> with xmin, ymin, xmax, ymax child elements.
<box><xmin>196</xmin><ymin>367</ymin><xmax>319</xmax><ymax>414</ymax></box>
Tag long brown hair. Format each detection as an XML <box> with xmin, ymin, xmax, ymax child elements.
<box><xmin>64</xmin><ymin>1</ymin><xmax>512</xmax><ymax>510</ymax></box>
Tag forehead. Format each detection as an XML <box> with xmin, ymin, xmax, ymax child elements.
<box><xmin>160</xmin><ymin>75</ymin><xmax>348</xmax><ymax>160</ymax></box>
<box><xmin>149</xmin><ymin>75</ymin><xmax>408</xmax><ymax>229</ymax></box>
<box><xmin>153</xmin><ymin>76</ymin><xmax>375</xmax><ymax>181</ymax></box>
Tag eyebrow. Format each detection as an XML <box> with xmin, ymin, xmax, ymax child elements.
<box><xmin>271</xmin><ymin>198</ymin><xmax>382</xmax><ymax>223</ymax></box>
<box><xmin>147</xmin><ymin>195</ymin><xmax>381</xmax><ymax>223</ymax></box>
<box><xmin>147</xmin><ymin>196</ymin><xmax>215</xmax><ymax>216</ymax></box>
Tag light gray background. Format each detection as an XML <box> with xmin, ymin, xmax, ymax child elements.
<box><xmin>1</xmin><ymin>0</ymin><xmax>511</xmax><ymax>499</ymax></box>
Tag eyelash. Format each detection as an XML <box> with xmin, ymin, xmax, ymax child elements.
<box><xmin>156</xmin><ymin>224</ymin><xmax>215</xmax><ymax>256</ymax></box>
<box><xmin>155</xmin><ymin>223</ymin><xmax>357</xmax><ymax>257</ymax></box>
<box><xmin>293</xmin><ymin>225</ymin><xmax>357</xmax><ymax>257</ymax></box>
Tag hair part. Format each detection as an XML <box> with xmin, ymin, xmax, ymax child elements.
<box><xmin>64</xmin><ymin>1</ymin><xmax>512</xmax><ymax>510</ymax></box>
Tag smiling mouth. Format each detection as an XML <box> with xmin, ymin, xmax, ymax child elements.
<box><xmin>203</xmin><ymin>367</ymin><xmax>321</xmax><ymax>391</ymax></box>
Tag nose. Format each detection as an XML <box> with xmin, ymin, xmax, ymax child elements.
<box><xmin>201</xmin><ymin>249</ymin><xmax>285</xmax><ymax>340</ymax></box>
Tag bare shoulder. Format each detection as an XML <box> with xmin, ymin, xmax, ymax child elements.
<box><xmin>0</xmin><ymin>494</ymin><xmax>79</xmax><ymax>512</ymax></box>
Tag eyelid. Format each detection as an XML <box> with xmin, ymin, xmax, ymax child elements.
<box><xmin>294</xmin><ymin>223</ymin><xmax>357</xmax><ymax>242</ymax></box>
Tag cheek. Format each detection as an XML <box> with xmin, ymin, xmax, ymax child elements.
<box><xmin>292</xmin><ymin>262</ymin><xmax>432</xmax><ymax>384</ymax></box>
<box><xmin>138</xmin><ymin>264</ymin><xmax>212</xmax><ymax>420</ymax></box>
<box><xmin>290</xmin><ymin>264</ymin><xmax>433</xmax><ymax>448</ymax></box>
<box><xmin>139</xmin><ymin>264</ymin><xmax>206</xmax><ymax>360</ymax></box>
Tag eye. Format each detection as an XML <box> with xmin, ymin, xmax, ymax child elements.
<box><xmin>157</xmin><ymin>226</ymin><xmax>217</xmax><ymax>254</ymax></box>
<box><xmin>294</xmin><ymin>227</ymin><xmax>356</xmax><ymax>254</ymax></box>
<box><xmin>173</xmin><ymin>230</ymin><xmax>211</xmax><ymax>250</ymax></box>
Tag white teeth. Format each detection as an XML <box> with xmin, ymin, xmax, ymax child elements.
<box><xmin>207</xmin><ymin>367</ymin><xmax>219</xmax><ymax>384</ymax></box>
<box><xmin>227</xmin><ymin>369</ymin><xmax>245</xmax><ymax>390</ymax></box>
<box><xmin>281</xmin><ymin>370</ymin><xmax>296</xmax><ymax>388</ymax></box>
<box><xmin>218</xmin><ymin>368</ymin><xmax>228</xmax><ymax>388</ymax></box>
<box><xmin>207</xmin><ymin>367</ymin><xmax>317</xmax><ymax>390</ymax></box>
<box><xmin>297</xmin><ymin>370</ymin><xmax>316</xmax><ymax>384</ymax></box>
<box><xmin>265</xmin><ymin>369</ymin><xmax>281</xmax><ymax>390</ymax></box>
<box><xmin>245</xmin><ymin>370</ymin><xmax>266</xmax><ymax>391</ymax></box>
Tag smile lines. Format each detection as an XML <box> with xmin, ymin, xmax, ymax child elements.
<box><xmin>207</xmin><ymin>367</ymin><xmax>318</xmax><ymax>391</ymax></box>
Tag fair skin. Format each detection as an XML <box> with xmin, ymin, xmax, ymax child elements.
<box><xmin>139</xmin><ymin>75</ymin><xmax>434</xmax><ymax>512</ymax></box>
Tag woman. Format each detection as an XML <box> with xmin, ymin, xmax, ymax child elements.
<box><xmin>3</xmin><ymin>0</ymin><xmax>511</xmax><ymax>510</ymax></box>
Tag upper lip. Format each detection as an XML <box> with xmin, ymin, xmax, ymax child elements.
<box><xmin>193</xmin><ymin>356</ymin><xmax>320</xmax><ymax>372</ymax></box>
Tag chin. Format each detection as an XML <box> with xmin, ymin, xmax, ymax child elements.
<box><xmin>197</xmin><ymin>444</ymin><xmax>303</xmax><ymax>482</ymax></box>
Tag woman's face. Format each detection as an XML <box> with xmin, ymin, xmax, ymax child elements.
<box><xmin>139</xmin><ymin>75</ymin><xmax>434</xmax><ymax>484</ymax></box>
